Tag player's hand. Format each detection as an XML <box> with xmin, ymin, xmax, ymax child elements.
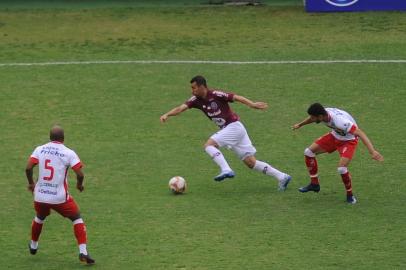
<box><xmin>76</xmin><ymin>183</ymin><xmax>84</xmax><ymax>192</ymax></box>
<box><xmin>252</xmin><ymin>102</ymin><xmax>268</xmax><ymax>110</ymax></box>
<box><xmin>160</xmin><ymin>114</ymin><xmax>168</xmax><ymax>123</ymax></box>
<box><xmin>27</xmin><ymin>183</ymin><xmax>35</xmax><ymax>193</ymax></box>
<box><xmin>292</xmin><ymin>123</ymin><xmax>301</xmax><ymax>130</ymax></box>
<box><xmin>371</xmin><ymin>150</ymin><xmax>384</xmax><ymax>162</ymax></box>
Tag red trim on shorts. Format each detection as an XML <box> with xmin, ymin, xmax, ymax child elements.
<box><xmin>29</xmin><ymin>157</ymin><xmax>39</xmax><ymax>164</ymax></box>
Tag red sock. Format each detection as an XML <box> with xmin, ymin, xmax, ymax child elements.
<box><xmin>305</xmin><ymin>155</ymin><xmax>319</xmax><ymax>185</ymax></box>
<box><xmin>73</xmin><ymin>222</ymin><xmax>87</xmax><ymax>245</ymax></box>
<box><xmin>340</xmin><ymin>172</ymin><xmax>353</xmax><ymax>196</ymax></box>
<box><xmin>31</xmin><ymin>219</ymin><xmax>43</xmax><ymax>242</ymax></box>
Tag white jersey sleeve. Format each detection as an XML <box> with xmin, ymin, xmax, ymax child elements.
<box><xmin>30</xmin><ymin>146</ymin><xmax>41</xmax><ymax>163</ymax></box>
<box><xmin>69</xmin><ymin>150</ymin><xmax>82</xmax><ymax>169</ymax></box>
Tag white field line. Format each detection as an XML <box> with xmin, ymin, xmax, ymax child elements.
<box><xmin>1</xmin><ymin>59</ymin><xmax>406</xmax><ymax>67</ymax></box>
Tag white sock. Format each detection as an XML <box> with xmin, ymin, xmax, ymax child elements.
<box><xmin>254</xmin><ymin>160</ymin><xmax>287</xmax><ymax>181</ymax></box>
<box><xmin>30</xmin><ymin>240</ymin><xmax>38</xmax><ymax>249</ymax></box>
<box><xmin>205</xmin><ymin>145</ymin><xmax>232</xmax><ymax>173</ymax></box>
<box><xmin>79</xmin><ymin>244</ymin><xmax>88</xmax><ymax>255</ymax></box>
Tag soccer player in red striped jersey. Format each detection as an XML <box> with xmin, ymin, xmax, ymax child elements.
<box><xmin>292</xmin><ymin>103</ymin><xmax>384</xmax><ymax>204</ymax></box>
<box><xmin>160</xmin><ymin>75</ymin><xmax>291</xmax><ymax>190</ymax></box>
<box><xmin>25</xmin><ymin>126</ymin><xmax>95</xmax><ymax>264</ymax></box>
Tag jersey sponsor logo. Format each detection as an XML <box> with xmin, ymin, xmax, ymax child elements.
<box><xmin>210</xmin><ymin>102</ymin><xmax>218</xmax><ymax>110</ymax></box>
<box><xmin>40</xmin><ymin>146</ymin><xmax>65</xmax><ymax>157</ymax></box>
<box><xmin>207</xmin><ymin>110</ymin><xmax>222</xmax><ymax>117</ymax></box>
<box><xmin>39</xmin><ymin>182</ymin><xmax>58</xmax><ymax>188</ymax></box>
<box><xmin>38</xmin><ymin>189</ymin><xmax>57</xmax><ymax>195</ymax></box>
<box><xmin>212</xmin><ymin>117</ymin><xmax>226</xmax><ymax>127</ymax></box>
<box><xmin>213</xmin><ymin>91</ymin><xmax>228</xmax><ymax>98</ymax></box>
<box><xmin>325</xmin><ymin>0</ymin><xmax>359</xmax><ymax>7</ymax></box>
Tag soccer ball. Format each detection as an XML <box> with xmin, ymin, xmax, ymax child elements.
<box><xmin>168</xmin><ymin>176</ymin><xmax>187</xmax><ymax>194</ymax></box>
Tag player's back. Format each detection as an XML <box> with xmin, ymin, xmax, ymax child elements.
<box><xmin>31</xmin><ymin>141</ymin><xmax>81</xmax><ymax>204</ymax></box>
<box><xmin>325</xmin><ymin>108</ymin><xmax>357</xmax><ymax>140</ymax></box>
<box><xmin>326</xmin><ymin>108</ymin><xmax>357</xmax><ymax>125</ymax></box>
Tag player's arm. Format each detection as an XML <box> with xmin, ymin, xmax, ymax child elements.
<box><xmin>160</xmin><ymin>104</ymin><xmax>189</xmax><ymax>123</ymax></box>
<box><xmin>292</xmin><ymin>116</ymin><xmax>315</xmax><ymax>130</ymax></box>
<box><xmin>72</xmin><ymin>166</ymin><xmax>85</xmax><ymax>192</ymax></box>
<box><xmin>352</xmin><ymin>128</ymin><xmax>384</xmax><ymax>161</ymax></box>
<box><xmin>25</xmin><ymin>159</ymin><xmax>37</xmax><ymax>192</ymax></box>
<box><xmin>233</xmin><ymin>95</ymin><xmax>268</xmax><ymax>110</ymax></box>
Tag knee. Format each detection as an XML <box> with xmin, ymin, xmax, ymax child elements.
<box><xmin>246</xmin><ymin>162</ymin><xmax>255</xmax><ymax>169</ymax></box>
<box><xmin>337</xmin><ymin>166</ymin><xmax>348</xmax><ymax>174</ymax></box>
<box><xmin>304</xmin><ymin>148</ymin><xmax>316</xmax><ymax>157</ymax></box>
<box><xmin>204</xmin><ymin>140</ymin><xmax>217</xmax><ymax>149</ymax></box>
<box><xmin>34</xmin><ymin>216</ymin><xmax>45</xmax><ymax>224</ymax></box>
<box><xmin>244</xmin><ymin>157</ymin><xmax>256</xmax><ymax>169</ymax></box>
<box><xmin>69</xmin><ymin>214</ymin><xmax>82</xmax><ymax>222</ymax></box>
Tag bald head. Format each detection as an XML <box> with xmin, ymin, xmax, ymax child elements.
<box><xmin>50</xmin><ymin>125</ymin><xmax>64</xmax><ymax>142</ymax></box>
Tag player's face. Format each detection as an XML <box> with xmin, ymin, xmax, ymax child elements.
<box><xmin>191</xmin><ymin>82</ymin><xmax>206</xmax><ymax>97</ymax></box>
<box><xmin>310</xmin><ymin>115</ymin><xmax>324</xmax><ymax>123</ymax></box>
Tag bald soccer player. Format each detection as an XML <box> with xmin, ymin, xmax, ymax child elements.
<box><xmin>25</xmin><ymin>126</ymin><xmax>95</xmax><ymax>265</ymax></box>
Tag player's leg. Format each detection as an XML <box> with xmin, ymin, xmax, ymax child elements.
<box><xmin>54</xmin><ymin>197</ymin><xmax>95</xmax><ymax>264</ymax></box>
<box><xmin>204</xmin><ymin>139</ymin><xmax>234</xmax><ymax>181</ymax></box>
<box><xmin>337</xmin><ymin>140</ymin><xmax>358</xmax><ymax>204</ymax></box>
<box><xmin>299</xmin><ymin>134</ymin><xmax>333</xmax><ymax>193</ymax></box>
<box><xmin>205</xmin><ymin>124</ymin><xmax>239</xmax><ymax>181</ymax></box>
<box><xmin>29</xmin><ymin>202</ymin><xmax>50</xmax><ymax>254</ymax></box>
<box><xmin>243</xmin><ymin>155</ymin><xmax>291</xmax><ymax>191</ymax></box>
<box><xmin>229</xmin><ymin>122</ymin><xmax>291</xmax><ymax>190</ymax></box>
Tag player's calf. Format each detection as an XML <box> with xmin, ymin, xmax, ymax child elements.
<box><xmin>29</xmin><ymin>216</ymin><xmax>44</xmax><ymax>255</ymax></box>
<box><xmin>337</xmin><ymin>166</ymin><xmax>356</xmax><ymax>204</ymax></box>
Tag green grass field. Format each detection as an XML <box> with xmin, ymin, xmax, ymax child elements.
<box><xmin>1</xmin><ymin>1</ymin><xmax>405</xmax><ymax>269</ymax></box>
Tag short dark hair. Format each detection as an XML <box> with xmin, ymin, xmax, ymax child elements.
<box><xmin>190</xmin><ymin>75</ymin><xmax>207</xmax><ymax>87</ymax></box>
<box><xmin>307</xmin><ymin>103</ymin><xmax>327</xmax><ymax>116</ymax></box>
<box><xmin>50</xmin><ymin>125</ymin><xmax>64</xmax><ymax>142</ymax></box>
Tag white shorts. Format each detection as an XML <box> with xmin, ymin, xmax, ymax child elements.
<box><xmin>210</xmin><ymin>121</ymin><xmax>257</xmax><ymax>160</ymax></box>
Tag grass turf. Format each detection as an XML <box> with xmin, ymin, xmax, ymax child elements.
<box><xmin>0</xmin><ymin>2</ymin><xmax>405</xmax><ymax>270</ymax></box>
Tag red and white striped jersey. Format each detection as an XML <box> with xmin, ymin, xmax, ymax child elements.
<box><xmin>29</xmin><ymin>141</ymin><xmax>82</xmax><ymax>204</ymax></box>
<box><xmin>325</xmin><ymin>108</ymin><xmax>358</xmax><ymax>141</ymax></box>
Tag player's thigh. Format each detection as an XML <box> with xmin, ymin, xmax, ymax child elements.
<box><xmin>232</xmin><ymin>129</ymin><xmax>257</xmax><ymax>160</ymax></box>
<box><xmin>34</xmin><ymin>201</ymin><xmax>51</xmax><ymax>218</ymax></box>
<box><xmin>338</xmin><ymin>157</ymin><xmax>352</xmax><ymax>167</ymax></box>
<box><xmin>210</xmin><ymin>122</ymin><xmax>242</xmax><ymax>148</ymax></box>
<box><xmin>308</xmin><ymin>143</ymin><xmax>327</xmax><ymax>155</ymax></box>
<box><xmin>313</xmin><ymin>133</ymin><xmax>337</xmax><ymax>154</ymax></box>
<box><xmin>337</xmin><ymin>139</ymin><xmax>358</xmax><ymax>161</ymax></box>
<box><xmin>52</xmin><ymin>197</ymin><xmax>81</xmax><ymax>219</ymax></box>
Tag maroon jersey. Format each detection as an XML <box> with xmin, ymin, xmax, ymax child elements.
<box><xmin>185</xmin><ymin>90</ymin><xmax>240</xmax><ymax>128</ymax></box>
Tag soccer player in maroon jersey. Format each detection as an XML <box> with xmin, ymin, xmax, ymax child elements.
<box><xmin>160</xmin><ymin>75</ymin><xmax>291</xmax><ymax>190</ymax></box>
<box><xmin>292</xmin><ymin>103</ymin><xmax>384</xmax><ymax>204</ymax></box>
<box><xmin>25</xmin><ymin>126</ymin><xmax>95</xmax><ymax>264</ymax></box>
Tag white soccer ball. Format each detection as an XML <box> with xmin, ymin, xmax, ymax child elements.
<box><xmin>168</xmin><ymin>176</ymin><xmax>187</xmax><ymax>194</ymax></box>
